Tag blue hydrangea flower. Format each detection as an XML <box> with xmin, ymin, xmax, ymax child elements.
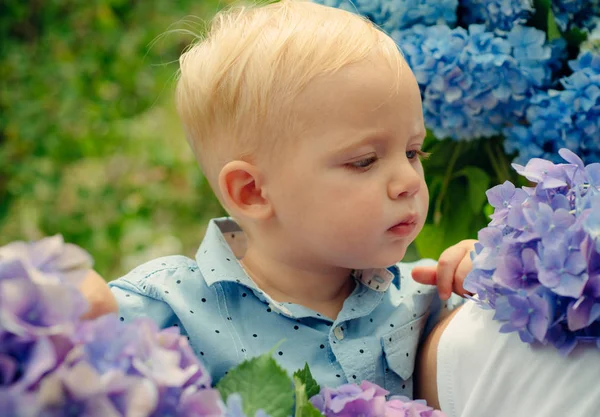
<box><xmin>581</xmin><ymin>17</ymin><xmax>600</xmax><ymax>54</ymax></box>
<box><xmin>504</xmin><ymin>51</ymin><xmax>600</xmax><ymax>165</ymax></box>
<box><xmin>465</xmin><ymin>149</ymin><xmax>600</xmax><ymax>354</ymax></box>
<box><xmin>314</xmin><ymin>0</ymin><xmax>389</xmax><ymax>26</ymax></box>
<box><xmin>394</xmin><ymin>24</ymin><xmax>556</xmax><ymax>140</ymax></box>
<box><xmin>551</xmin><ymin>0</ymin><xmax>600</xmax><ymax>31</ymax></box>
<box><xmin>313</xmin><ymin>0</ymin><xmax>457</xmax><ymax>31</ymax></box>
<box><xmin>459</xmin><ymin>0</ymin><xmax>534</xmax><ymax>33</ymax></box>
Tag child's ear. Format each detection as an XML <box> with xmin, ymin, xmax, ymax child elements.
<box><xmin>218</xmin><ymin>160</ymin><xmax>273</xmax><ymax>220</ymax></box>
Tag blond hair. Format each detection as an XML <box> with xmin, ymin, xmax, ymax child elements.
<box><xmin>176</xmin><ymin>0</ymin><xmax>404</xmax><ymax>189</ymax></box>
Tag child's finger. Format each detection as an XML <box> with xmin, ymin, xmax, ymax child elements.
<box><xmin>453</xmin><ymin>255</ymin><xmax>474</xmax><ymax>297</ymax></box>
<box><xmin>79</xmin><ymin>269</ymin><xmax>119</xmax><ymax>320</ymax></box>
<box><xmin>411</xmin><ymin>265</ymin><xmax>437</xmax><ymax>285</ymax></box>
<box><xmin>436</xmin><ymin>245</ymin><xmax>465</xmax><ymax>300</ymax></box>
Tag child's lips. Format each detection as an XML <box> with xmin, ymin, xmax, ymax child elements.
<box><xmin>388</xmin><ymin>216</ymin><xmax>418</xmax><ymax>236</ymax></box>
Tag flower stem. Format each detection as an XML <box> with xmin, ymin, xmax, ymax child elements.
<box><xmin>484</xmin><ymin>140</ymin><xmax>509</xmax><ymax>184</ymax></box>
<box><xmin>434</xmin><ymin>141</ymin><xmax>463</xmax><ymax>225</ymax></box>
<box><xmin>495</xmin><ymin>141</ymin><xmax>512</xmax><ymax>182</ymax></box>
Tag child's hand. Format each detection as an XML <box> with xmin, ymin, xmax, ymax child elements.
<box><xmin>79</xmin><ymin>270</ymin><xmax>119</xmax><ymax>319</ymax></box>
<box><xmin>411</xmin><ymin>239</ymin><xmax>477</xmax><ymax>301</ymax></box>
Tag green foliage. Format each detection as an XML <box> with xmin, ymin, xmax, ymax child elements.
<box><xmin>217</xmin><ymin>353</ymin><xmax>295</xmax><ymax>417</ymax></box>
<box><xmin>415</xmin><ymin>136</ymin><xmax>518</xmax><ymax>259</ymax></box>
<box><xmin>293</xmin><ymin>363</ymin><xmax>321</xmax><ymax>400</ymax></box>
<box><xmin>293</xmin><ymin>376</ymin><xmax>324</xmax><ymax>417</ymax></box>
<box><xmin>0</xmin><ymin>0</ymin><xmax>536</xmax><ymax>277</ymax></box>
<box><xmin>0</xmin><ymin>0</ymin><xmax>226</xmax><ymax>279</ymax></box>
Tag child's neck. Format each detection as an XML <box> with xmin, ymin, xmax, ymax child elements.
<box><xmin>240</xmin><ymin>246</ymin><xmax>355</xmax><ymax>320</ymax></box>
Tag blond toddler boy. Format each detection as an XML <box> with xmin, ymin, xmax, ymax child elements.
<box><xmin>86</xmin><ymin>0</ymin><xmax>476</xmax><ymax>397</ymax></box>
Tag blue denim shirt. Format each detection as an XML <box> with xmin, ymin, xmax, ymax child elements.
<box><xmin>109</xmin><ymin>218</ymin><xmax>458</xmax><ymax>397</ymax></box>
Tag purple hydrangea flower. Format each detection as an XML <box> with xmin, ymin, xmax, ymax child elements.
<box><xmin>385</xmin><ymin>396</ymin><xmax>446</xmax><ymax>417</ymax></box>
<box><xmin>0</xmin><ymin>235</ymin><xmax>91</xmax><ymax>398</ymax></box>
<box><xmin>1</xmin><ymin>236</ymin><xmax>225</xmax><ymax>416</ymax></box>
<box><xmin>310</xmin><ymin>381</ymin><xmax>388</xmax><ymax>417</ymax></box>
<box><xmin>0</xmin><ymin>235</ymin><xmax>93</xmax><ymax>286</ymax></box>
<box><xmin>2</xmin><ymin>315</ymin><xmax>220</xmax><ymax>417</ymax></box>
<box><xmin>0</xmin><ymin>259</ymin><xmax>88</xmax><ymax>338</ymax></box>
<box><xmin>486</xmin><ymin>180</ymin><xmax>529</xmax><ymax>226</ymax></box>
<box><xmin>28</xmin><ymin>315</ymin><xmax>216</xmax><ymax>417</ymax></box>
<box><xmin>310</xmin><ymin>381</ymin><xmax>446</xmax><ymax>417</ymax></box>
<box><xmin>583</xmin><ymin>194</ymin><xmax>600</xmax><ymax>252</ymax></box>
<box><xmin>494</xmin><ymin>291</ymin><xmax>552</xmax><ymax>343</ymax></box>
<box><xmin>493</xmin><ymin>247</ymin><xmax>540</xmax><ymax>291</ymax></box>
<box><xmin>466</xmin><ymin>149</ymin><xmax>600</xmax><ymax>353</ymax></box>
<box><xmin>0</xmin><ymin>235</ymin><xmax>92</xmax><ymax>338</ymax></box>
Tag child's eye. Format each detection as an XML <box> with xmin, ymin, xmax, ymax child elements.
<box><xmin>406</xmin><ymin>149</ymin><xmax>430</xmax><ymax>160</ymax></box>
<box><xmin>347</xmin><ymin>156</ymin><xmax>378</xmax><ymax>170</ymax></box>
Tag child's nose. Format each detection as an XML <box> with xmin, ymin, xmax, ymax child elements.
<box><xmin>388</xmin><ymin>163</ymin><xmax>421</xmax><ymax>199</ymax></box>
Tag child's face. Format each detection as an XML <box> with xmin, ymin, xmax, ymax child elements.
<box><xmin>263</xmin><ymin>57</ymin><xmax>429</xmax><ymax>270</ymax></box>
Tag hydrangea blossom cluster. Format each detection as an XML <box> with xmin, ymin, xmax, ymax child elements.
<box><xmin>310</xmin><ymin>381</ymin><xmax>446</xmax><ymax>417</ymax></box>
<box><xmin>581</xmin><ymin>17</ymin><xmax>600</xmax><ymax>54</ymax></box>
<box><xmin>0</xmin><ymin>235</ymin><xmax>92</xmax><ymax>339</ymax></box>
<box><xmin>393</xmin><ymin>24</ymin><xmax>559</xmax><ymax>140</ymax></box>
<box><xmin>0</xmin><ymin>236</ymin><xmax>224</xmax><ymax>416</ymax></box>
<box><xmin>459</xmin><ymin>0</ymin><xmax>534</xmax><ymax>33</ymax></box>
<box><xmin>464</xmin><ymin>149</ymin><xmax>600</xmax><ymax>355</ymax></box>
<box><xmin>504</xmin><ymin>51</ymin><xmax>600</xmax><ymax>165</ymax></box>
<box><xmin>551</xmin><ymin>0</ymin><xmax>600</xmax><ymax>31</ymax></box>
<box><xmin>314</xmin><ymin>0</ymin><xmax>457</xmax><ymax>31</ymax></box>
<box><xmin>1</xmin><ymin>237</ymin><xmax>447</xmax><ymax>416</ymax></box>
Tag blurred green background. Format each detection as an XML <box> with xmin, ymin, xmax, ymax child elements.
<box><xmin>1</xmin><ymin>0</ymin><xmax>228</xmax><ymax>280</ymax></box>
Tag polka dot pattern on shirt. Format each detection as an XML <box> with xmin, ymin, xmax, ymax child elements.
<box><xmin>109</xmin><ymin>218</ymin><xmax>451</xmax><ymax>395</ymax></box>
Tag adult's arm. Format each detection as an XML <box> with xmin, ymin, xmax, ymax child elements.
<box><xmin>420</xmin><ymin>300</ymin><xmax>600</xmax><ymax>417</ymax></box>
<box><xmin>415</xmin><ymin>306</ymin><xmax>461</xmax><ymax>409</ymax></box>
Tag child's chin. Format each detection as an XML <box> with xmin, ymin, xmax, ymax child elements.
<box><xmin>372</xmin><ymin>249</ymin><xmax>409</xmax><ymax>268</ymax></box>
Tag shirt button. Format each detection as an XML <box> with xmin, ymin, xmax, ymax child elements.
<box><xmin>333</xmin><ymin>326</ymin><xmax>344</xmax><ymax>340</ymax></box>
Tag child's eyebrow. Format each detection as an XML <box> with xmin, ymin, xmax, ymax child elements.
<box><xmin>332</xmin><ymin>132</ymin><xmax>388</xmax><ymax>155</ymax></box>
<box><xmin>332</xmin><ymin>129</ymin><xmax>426</xmax><ymax>155</ymax></box>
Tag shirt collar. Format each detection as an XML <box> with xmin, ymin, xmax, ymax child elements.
<box><xmin>352</xmin><ymin>266</ymin><xmax>397</xmax><ymax>292</ymax></box>
<box><xmin>196</xmin><ymin>217</ymin><xmax>257</xmax><ymax>288</ymax></box>
<box><xmin>195</xmin><ymin>217</ymin><xmax>400</xmax><ymax>293</ymax></box>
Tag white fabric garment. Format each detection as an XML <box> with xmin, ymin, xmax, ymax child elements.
<box><xmin>437</xmin><ymin>301</ymin><xmax>600</xmax><ymax>417</ymax></box>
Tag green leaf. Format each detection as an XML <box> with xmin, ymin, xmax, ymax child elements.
<box><xmin>217</xmin><ymin>353</ymin><xmax>294</xmax><ymax>417</ymax></box>
<box><xmin>415</xmin><ymin>178</ymin><xmax>481</xmax><ymax>259</ymax></box>
<box><xmin>531</xmin><ymin>0</ymin><xmax>562</xmax><ymax>40</ymax></box>
<box><xmin>546</xmin><ymin>8</ymin><xmax>561</xmax><ymax>41</ymax></box>
<box><xmin>293</xmin><ymin>363</ymin><xmax>320</xmax><ymax>400</ymax></box>
<box><xmin>414</xmin><ymin>223</ymin><xmax>447</xmax><ymax>259</ymax></box>
<box><xmin>453</xmin><ymin>166</ymin><xmax>491</xmax><ymax>213</ymax></box>
<box><xmin>564</xmin><ymin>27</ymin><xmax>588</xmax><ymax>48</ymax></box>
<box><xmin>293</xmin><ymin>376</ymin><xmax>324</xmax><ymax>417</ymax></box>
<box><xmin>483</xmin><ymin>203</ymin><xmax>494</xmax><ymax>220</ymax></box>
